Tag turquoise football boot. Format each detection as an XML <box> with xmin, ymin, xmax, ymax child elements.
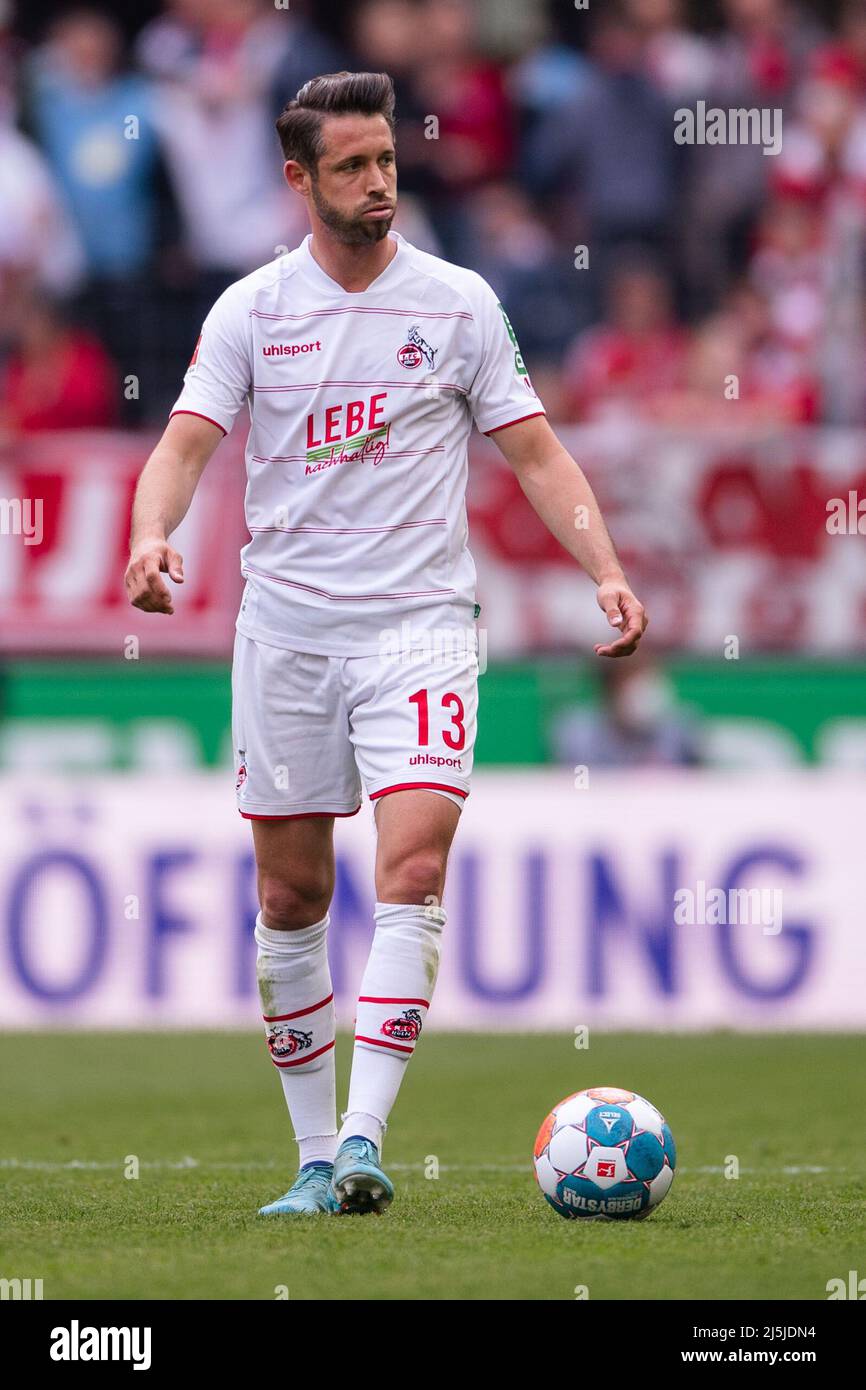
<box><xmin>258</xmin><ymin>1162</ymin><xmax>339</xmax><ymax>1216</ymax></box>
<box><xmin>330</xmin><ymin>1136</ymin><xmax>394</xmax><ymax>1215</ymax></box>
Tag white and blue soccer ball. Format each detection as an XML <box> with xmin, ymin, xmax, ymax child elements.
<box><xmin>533</xmin><ymin>1086</ymin><xmax>676</xmax><ymax>1221</ymax></box>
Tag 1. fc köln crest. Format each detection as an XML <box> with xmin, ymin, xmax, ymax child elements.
<box><xmin>397</xmin><ymin>325</ymin><xmax>437</xmax><ymax>370</ymax></box>
<box><xmin>235</xmin><ymin>751</ymin><xmax>247</xmax><ymax>791</ymax></box>
<box><xmin>267</xmin><ymin>1025</ymin><xmax>313</xmax><ymax>1059</ymax></box>
<box><xmin>381</xmin><ymin>1008</ymin><xmax>424</xmax><ymax>1042</ymax></box>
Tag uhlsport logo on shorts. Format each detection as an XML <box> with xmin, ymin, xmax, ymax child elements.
<box><xmin>381</xmin><ymin>1008</ymin><xmax>423</xmax><ymax>1042</ymax></box>
<box><xmin>408</xmin><ymin>753</ymin><xmax>463</xmax><ymax>769</ymax></box>
<box><xmin>236</xmin><ymin>751</ymin><xmax>247</xmax><ymax>791</ymax></box>
<box><xmin>267</xmin><ymin>1025</ymin><xmax>313</xmax><ymax>1059</ymax></box>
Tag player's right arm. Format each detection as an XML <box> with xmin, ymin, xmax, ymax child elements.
<box><xmin>126</xmin><ymin>278</ymin><xmax>252</xmax><ymax>614</ymax></box>
<box><xmin>125</xmin><ymin>413</ymin><xmax>225</xmax><ymax>614</ymax></box>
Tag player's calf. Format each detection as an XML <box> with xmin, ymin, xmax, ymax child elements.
<box><xmin>255</xmin><ymin>912</ymin><xmax>339</xmax><ymax>1174</ymax></box>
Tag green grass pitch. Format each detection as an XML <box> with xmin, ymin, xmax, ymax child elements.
<box><xmin>1</xmin><ymin>1032</ymin><xmax>863</xmax><ymax>1301</ymax></box>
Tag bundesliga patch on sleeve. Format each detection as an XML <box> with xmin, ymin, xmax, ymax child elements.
<box><xmin>188</xmin><ymin>333</ymin><xmax>202</xmax><ymax>371</ymax></box>
<box><xmin>497</xmin><ymin>303</ymin><xmax>533</xmax><ymax>391</ymax></box>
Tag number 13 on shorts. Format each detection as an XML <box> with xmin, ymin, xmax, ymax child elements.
<box><xmin>357</xmin><ymin>650</ymin><xmax>478</xmax><ymax>806</ymax></box>
<box><xmin>409</xmin><ymin>687</ymin><xmax>466</xmax><ymax>750</ymax></box>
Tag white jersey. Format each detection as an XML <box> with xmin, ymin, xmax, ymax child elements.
<box><xmin>171</xmin><ymin>231</ymin><xmax>545</xmax><ymax>655</ymax></box>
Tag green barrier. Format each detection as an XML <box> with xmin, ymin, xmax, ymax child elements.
<box><xmin>2</xmin><ymin>659</ymin><xmax>866</xmax><ymax>768</ymax></box>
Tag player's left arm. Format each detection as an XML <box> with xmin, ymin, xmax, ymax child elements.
<box><xmin>489</xmin><ymin>414</ymin><xmax>648</xmax><ymax>657</ymax></box>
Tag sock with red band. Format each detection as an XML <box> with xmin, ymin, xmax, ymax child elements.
<box><xmin>339</xmin><ymin>900</ymin><xmax>446</xmax><ymax>1152</ymax></box>
<box><xmin>255</xmin><ymin>912</ymin><xmax>338</xmax><ymax>1168</ymax></box>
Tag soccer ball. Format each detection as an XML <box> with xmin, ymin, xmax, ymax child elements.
<box><xmin>533</xmin><ymin>1086</ymin><xmax>676</xmax><ymax>1221</ymax></box>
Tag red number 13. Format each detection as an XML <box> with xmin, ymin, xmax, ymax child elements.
<box><xmin>409</xmin><ymin>688</ymin><xmax>466</xmax><ymax>751</ymax></box>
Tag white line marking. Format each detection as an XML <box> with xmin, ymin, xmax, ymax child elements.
<box><xmin>0</xmin><ymin>1158</ymin><xmax>841</xmax><ymax>1175</ymax></box>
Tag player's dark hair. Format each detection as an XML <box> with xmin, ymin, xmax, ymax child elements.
<box><xmin>275</xmin><ymin>71</ymin><xmax>396</xmax><ymax>172</ymax></box>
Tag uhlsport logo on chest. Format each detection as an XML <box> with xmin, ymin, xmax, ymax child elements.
<box><xmin>262</xmin><ymin>339</ymin><xmax>323</xmax><ymax>358</ymax></box>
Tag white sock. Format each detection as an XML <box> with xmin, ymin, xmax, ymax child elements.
<box><xmin>255</xmin><ymin>912</ymin><xmax>338</xmax><ymax>1169</ymax></box>
<box><xmin>340</xmin><ymin>901</ymin><xmax>445</xmax><ymax>1153</ymax></box>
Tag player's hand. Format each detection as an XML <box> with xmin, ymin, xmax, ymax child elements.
<box><xmin>125</xmin><ymin>539</ymin><xmax>184</xmax><ymax>615</ymax></box>
<box><xmin>594</xmin><ymin>578</ymin><xmax>648</xmax><ymax>658</ymax></box>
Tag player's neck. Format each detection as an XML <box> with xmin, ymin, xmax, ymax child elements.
<box><xmin>308</xmin><ymin>229</ymin><xmax>398</xmax><ymax>294</ymax></box>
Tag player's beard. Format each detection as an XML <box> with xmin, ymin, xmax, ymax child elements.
<box><xmin>310</xmin><ymin>179</ymin><xmax>394</xmax><ymax>245</ymax></box>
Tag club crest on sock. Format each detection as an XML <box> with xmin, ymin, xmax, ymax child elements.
<box><xmin>267</xmin><ymin>1024</ymin><xmax>313</xmax><ymax>1059</ymax></box>
<box><xmin>381</xmin><ymin>1007</ymin><xmax>424</xmax><ymax>1043</ymax></box>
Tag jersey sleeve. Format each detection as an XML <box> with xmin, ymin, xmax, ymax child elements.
<box><xmin>465</xmin><ymin>276</ymin><xmax>546</xmax><ymax>436</ymax></box>
<box><xmin>170</xmin><ymin>283</ymin><xmax>252</xmax><ymax>435</ymax></box>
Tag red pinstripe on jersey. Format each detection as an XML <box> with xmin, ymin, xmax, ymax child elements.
<box><xmin>248</xmin><ymin>518</ymin><xmax>445</xmax><ymax>535</ymax></box>
<box><xmin>249</xmin><ymin>306</ymin><xmax>473</xmax><ymax>321</ymax></box>
<box><xmin>241</xmin><ymin>561</ymin><xmax>456</xmax><ymax>602</ymax></box>
<box><xmin>253</xmin><ymin>380</ymin><xmax>467</xmax><ymax>394</ymax></box>
<box><xmin>250</xmin><ymin>448</ymin><xmax>444</xmax><ymax>464</ymax></box>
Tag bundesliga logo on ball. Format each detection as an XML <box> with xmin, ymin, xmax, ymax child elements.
<box><xmin>533</xmin><ymin>1087</ymin><xmax>676</xmax><ymax>1221</ymax></box>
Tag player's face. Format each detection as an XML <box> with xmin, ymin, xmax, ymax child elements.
<box><xmin>306</xmin><ymin>114</ymin><xmax>397</xmax><ymax>245</ymax></box>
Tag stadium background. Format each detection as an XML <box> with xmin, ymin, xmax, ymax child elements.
<box><xmin>2</xmin><ymin>0</ymin><xmax>865</xmax><ymax>1033</ymax></box>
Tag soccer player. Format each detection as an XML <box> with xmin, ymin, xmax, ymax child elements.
<box><xmin>125</xmin><ymin>72</ymin><xmax>647</xmax><ymax>1217</ymax></box>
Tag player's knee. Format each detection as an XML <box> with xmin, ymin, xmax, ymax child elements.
<box><xmin>378</xmin><ymin>850</ymin><xmax>446</xmax><ymax>905</ymax></box>
<box><xmin>260</xmin><ymin>873</ymin><xmax>332</xmax><ymax>930</ymax></box>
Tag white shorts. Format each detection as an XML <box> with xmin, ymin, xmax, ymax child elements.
<box><xmin>231</xmin><ymin>631</ymin><xmax>478</xmax><ymax>819</ymax></box>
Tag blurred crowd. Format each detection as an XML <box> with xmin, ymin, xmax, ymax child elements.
<box><xmin>1</xmin><ymin>0</ymin><xmax>866</xmax><ymax>432</ymax></box>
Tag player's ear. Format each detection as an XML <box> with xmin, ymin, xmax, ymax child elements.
<box><xmin>283</xmin><ymin>159</ymin><xmax>309</xmax><ymax>195</ymax></box>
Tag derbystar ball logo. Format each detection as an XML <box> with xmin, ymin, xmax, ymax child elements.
<box><xmin>562</xmin><ymin>1188</ymin><xmax>642</xmax><ymax>1213</ymax></box>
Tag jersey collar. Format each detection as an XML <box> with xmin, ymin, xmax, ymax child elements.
<box><xmin>300</xmin><ymin>231</ymin><xmax>406</xmax><ymax>296</ymax></box>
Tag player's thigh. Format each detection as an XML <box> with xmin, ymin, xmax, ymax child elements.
<box><xmin>373</xmin><ymin>788</ymin><xmax>462</xmax><ymax>903</ymax></box>
<box><xmin>251</xmin><ymin>815</ymin><xmax>337</xmax><ymax>928</ymax></box>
